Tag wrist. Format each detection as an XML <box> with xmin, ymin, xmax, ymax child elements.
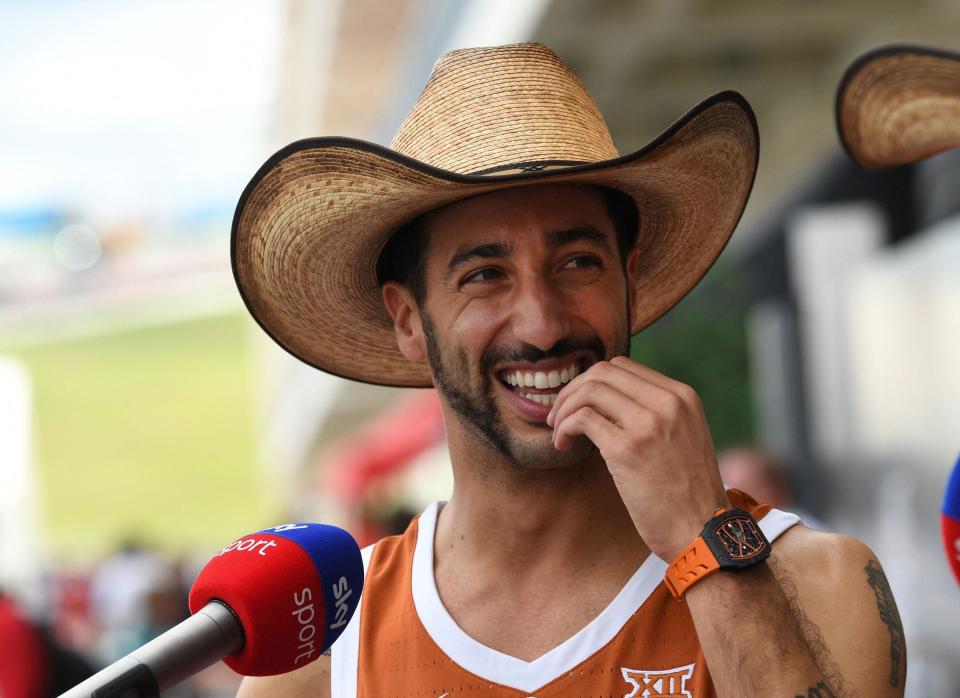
<box><xmin>655</xmin><ymin>500</ymin><xmax>727</xmax><ymax>562</ymax></box>
<box><xmin>663</xmin><ymin>507</ymin><xmax>770</xmax><ymax>600</ymax></box>
<box><xmin>654</xmin><ymin>517</ymin><xmax>703</xmax><ymax>564</ymax></box>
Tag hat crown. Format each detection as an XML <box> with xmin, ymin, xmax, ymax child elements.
<box><xmin>390</xmin><ymin>43</ymin><xmax>619</xmax><ymax>174</ymax></box>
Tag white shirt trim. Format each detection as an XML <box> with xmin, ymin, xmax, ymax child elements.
<box><xmin>411</xmin><ymin>502</ymin><xmax>661</xmax><ymax>692</ymax></box>
<box><xmin>411</xmin><ymin>501</ymin><xmax>802</xmax><ymax>693</ymax></box>
<box><xmin>759</xmin><ymin>506</ymin><xmax>802</xmax><ymax>541</ymax></box>
<box><xmin>330</xmin><ymin>543</ymin><xmax>375</xmax><ymax>698</ymax></box>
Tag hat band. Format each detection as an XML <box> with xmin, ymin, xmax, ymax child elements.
<box><xmin>469</xmin><ymin>159</ymin><xmax>589</xmax><ymax>176</ymax></box>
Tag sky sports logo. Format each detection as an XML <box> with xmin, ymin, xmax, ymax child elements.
<box><xmin>216</xmin><ymin>524</ymin><xmax>309</xmax><ymax>558</ymax></box>
<box><xmin>291</xmin><ymin>575</ymin><xmax>354</xmax><ymax>665</ymax></box>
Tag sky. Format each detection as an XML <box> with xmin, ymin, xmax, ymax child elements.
<box><xmin>0</xmin><ymin>0</ymin><xmax>281</xmax><ymax>221</ymax></box>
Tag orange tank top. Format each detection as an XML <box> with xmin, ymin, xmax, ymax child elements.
<box><xmin>331</xmin><ymin>490</ymin><xmax>800</xmax><ymax>697</ymax></box>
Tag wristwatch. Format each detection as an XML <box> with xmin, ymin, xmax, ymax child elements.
<box><xmin>663</xmin><ymin>507</ymin><xmax>770</xmax><ymax>600</ymax></box>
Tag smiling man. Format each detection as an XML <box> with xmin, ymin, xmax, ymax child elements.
<box><xmin>233</xmin><ymin>44</ymin><xmax>905</xmax><ymax>697</ymax></box>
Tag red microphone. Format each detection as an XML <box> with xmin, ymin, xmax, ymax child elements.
<box><xmin>942</xmin><ymin>454</ymin><xmax>960</xmax><ymax>587</ymax></box>
<box><xmin>60</xmin><ymin>523</ymin><xmax>363</xmax><ymax>697</ymax></box>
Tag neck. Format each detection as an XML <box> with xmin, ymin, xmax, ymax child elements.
<box><xmin>437</xmin><ymin>420</ymin><xmax>648</xmax><ymax>577</ymax></box>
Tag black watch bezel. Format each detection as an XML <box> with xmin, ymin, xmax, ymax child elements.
<box><xmin>701</xmin><ymin>507</ymin><xmax>771</xmax><ymax>570</ymax></box>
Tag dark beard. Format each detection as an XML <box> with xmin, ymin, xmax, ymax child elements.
<box><xmin>421</xmin><ymin>311</ymin><xmax>622</xmax><ymax>469</ymax></box>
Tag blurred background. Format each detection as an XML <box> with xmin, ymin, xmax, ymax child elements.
<box><xmin>1</xmin><ymin>0</ymin><xmax>958</xmax><ymax>695</ymax></box>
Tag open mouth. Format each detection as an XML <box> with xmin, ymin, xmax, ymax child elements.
<box><xmin>496</xmin><ymin>357</ymin><xmax>588</xmax><ymax>407</ymax></box>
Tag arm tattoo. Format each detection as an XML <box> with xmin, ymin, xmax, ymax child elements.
<box><xmin>865</xmin><ymin>559</ymin><xmax>905</xmax><ymax>687</ymax></box>
<box><xmin>768</xmin><ymin>557</ymin><xmax>850</xmax><ymax>697</ymax></box>
<box><xmin>795</xmin><ymin>681</ymin><xmax>836</xmax><ymax>697</ymax></box>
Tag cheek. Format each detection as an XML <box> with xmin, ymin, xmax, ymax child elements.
<box><xmin>450</xmin><ymin>299</ymin><xmax>506</xmax><ymax>346</ymax></box>
<box><xmin>569</xmin><ymin>281</ymin><xmax>628</xmax><ymax>323</ymax></box>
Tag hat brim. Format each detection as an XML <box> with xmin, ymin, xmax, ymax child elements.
<box><xmin>837</xmin><ymin>44</ymin><xmax>960</xmax><ymax>169</ymax></box>
<box><xmin>232</xmin><ymin>91</ymin><xmax>759</xmax><ymax>387</ymax></box>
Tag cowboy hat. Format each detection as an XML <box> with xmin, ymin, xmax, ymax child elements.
<box><xmin>232</xmin><ymin>42</ymin><xmax>759</xmax><ymax>387</ymax></box>
<box><xmin>837</xmin><ymin>44</ymin><xmax>960</xmax><ymax>169</ymax></box>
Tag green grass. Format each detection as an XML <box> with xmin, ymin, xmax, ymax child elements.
<box><xmin>4</xmin><ymin>314</ymin><xmax>275</xmax><ymax>560</ymax></box>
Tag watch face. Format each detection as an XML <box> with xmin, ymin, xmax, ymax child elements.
<box><xmin>713</xmin><ymin>514</ymin><xmax>767</xmax><ymax>561</ymax></box>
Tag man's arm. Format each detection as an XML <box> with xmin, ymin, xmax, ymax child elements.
<box><xmin>686</xmin><ymin>525</ymin><xmax>905</xmax><ymax>697</ymax></box>
<box><xmin>548</xmin><ymin>356</ymin><xmax>906</xmax><ymax>697</ymax></box>
<box><xmin>237</xmin><ymin>654</ymin><xmax>330</xmax><ymax>698</ymax></box>
<box><xmin>776</xmin><ymin>527</ymin><xmax>905</xmax><ymax>695</ymax></box>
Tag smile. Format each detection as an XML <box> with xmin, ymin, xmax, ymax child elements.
<box><xmin>497</xmin><ymin>359</ymin><xmax>582</xmax><ymax>406</ymax></box>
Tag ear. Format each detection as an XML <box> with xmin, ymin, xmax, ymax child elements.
<box><xmin>382</xmin><ymin>281</ymin><xmax>426</xmax><ymax>363</ymax></box>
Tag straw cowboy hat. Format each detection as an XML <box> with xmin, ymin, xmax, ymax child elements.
<box><xmin>837</xmin><ymin>44</ymin><xmax>960</xmax><ymax>169</ymax></box>
<box><xmin>232</xmin><ymin>42</ymin><xmax>759</xmax><ymax>387</ymax></box>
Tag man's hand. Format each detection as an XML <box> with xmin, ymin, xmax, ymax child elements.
<box><xmin>548</xmin><ymin>355</ymin><xmax>907</xmax><ymax>698</ymax></box>
<box><xmin>547</xmin><ymin>355</ymin><xmax>727</xmax><ymax>561</ymax></box>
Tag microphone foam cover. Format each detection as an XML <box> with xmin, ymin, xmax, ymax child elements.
<box><xmin>189</xmin><ymin>523</ymin><xmax>363</xmax><ymax>676</ymax></box>
<box><xmin>943</xmin><ymin>515</ymin><xmax>960</xmax><ymax>587</ymax></box>
<box><xmin>943</xmin><ymin>454</ymin><xmax>960</xmax><ymax>587</ymax></box>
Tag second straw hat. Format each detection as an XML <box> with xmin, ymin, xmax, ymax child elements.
<box><xmin>837</xmin><ymin>44</ymin><xmax>960</xmax><ymax>169</ymax></box>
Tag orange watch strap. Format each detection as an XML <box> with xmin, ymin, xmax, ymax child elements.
<box><xmin>663</xmin><ymin>535</ymin><xmax>721</xmax><ymax>600</ymax></box>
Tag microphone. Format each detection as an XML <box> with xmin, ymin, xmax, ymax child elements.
<box><xmin>60</xmin><ymin>523</ymin><xmax>363</xmax><ymax>697</ymax></box>
<box><xmin>943</xmin><ymin>453</ymin><xmax>960</xmax><ymax>587</ymax></box>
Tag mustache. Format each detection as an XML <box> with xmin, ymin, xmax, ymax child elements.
<box><xmin>480</xmin><ymin>335</ymin><xmax>607</xmax><ymax>374</ymax></box>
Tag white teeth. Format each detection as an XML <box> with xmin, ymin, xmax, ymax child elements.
<box><xmin>521</xmin><ymin>392</ymin><xmax>557</xmax><ymax>406</ymax></box>
<box><xmin>501</xmin><ymin>362</ymin><xmax>582</xmax><ymax>388</ymax></box>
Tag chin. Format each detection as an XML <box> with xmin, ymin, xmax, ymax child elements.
<box><xmin>506</xmin><ymin>434</ymin><xmax>598</xmax><ymax>471</ymax></box>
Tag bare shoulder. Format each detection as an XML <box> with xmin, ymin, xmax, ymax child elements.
<box><xmin>771</xmin><ymin>524</ymin><xmax>875</xmax><ymax>583</ymax></box>
<box><xmin>770</xmin><ymin>524</ymin><xmax>906</xmax><ymax>696</ymax></box>
<box><xmin>236</xmin><ymin>655</ymin><xmax>330</xmax><ymax>698</ymax></box>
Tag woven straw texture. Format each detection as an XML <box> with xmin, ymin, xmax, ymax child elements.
<box><xmin>232</xmin><ymin>43</ymin><xmax>759</xmax><ymax>387</ymax></box>
<box><xmin>837</xmin><ymin>45</ymin><xmax>960</xmax><ymax>169</ymax></box>
<box><xmin>391</xmin><ymin>43</ymin><xmax>617</xmax><ymax>172</ymax></box>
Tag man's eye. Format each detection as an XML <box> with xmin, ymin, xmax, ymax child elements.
<box><xmin>562</xmin><ymin>255</ymin><xmax>601</xmax><ymax>270</ymax></box>
<box><xmin>461</xmin><ymin>267</ymin><xmax>503</xmax><ymax>285</ymax></box>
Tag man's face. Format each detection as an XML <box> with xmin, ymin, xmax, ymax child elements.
<box><xmin>398</xmin><ymin>184</ymin><xmax>634</xmax><ymax>469</ymax></box>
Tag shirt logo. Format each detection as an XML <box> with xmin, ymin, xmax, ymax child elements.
<box><xmin>621</xmin><ymin>663</ymin><xmax>695</xmax><ymax>697</ymax></box>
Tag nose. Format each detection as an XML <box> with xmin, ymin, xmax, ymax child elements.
<box><xmin>508</xmin><ymin>276</ymin><xmax>572</xmax><ymax>351</ymax></box>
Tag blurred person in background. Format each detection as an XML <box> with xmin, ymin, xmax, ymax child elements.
<box><xmin>0</xmin><ymin>590</ymin><xmax>50</xmax><ymax>698</ymax></box>
<box><xmin>88</xmin><ymin>537</ymin><xmax>174</xmax><ymax>663</ymax></box>
<box><xmin>0</xmin><ymin>589</ymin><xmax>94</xmax><ymax>698</ymax></box>
<box><xmin>57</xmin><ymin>542</ymin><xmax>239</xmax><ymax>697</ymax></box>
<box><xmin>235</xmin><ymin>43</ymin><xmax>904</xmax><ymax>697</ymax></box>
<box><xmin>718</xmin><ymin>446</ymin><xmax>827</xmax><ymax>529</ymax></box>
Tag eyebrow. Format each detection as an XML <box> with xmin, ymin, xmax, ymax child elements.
<box><xmin>446</xmin><ymin>242</ymin><xmax>512</xmax><ymax>278</ymax></box>
<box><xmin>443</xmin><ymin>225</ymin><xmax>613</xmax><ymax>280</ymax></box>
<box><xmin>546</xmin><ymin>225</ymin><xmax>613</xmax><ymax>252</ymax></box>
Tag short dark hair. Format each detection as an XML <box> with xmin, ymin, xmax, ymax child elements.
<box><xmin>376</xmin><ymin>186</ymin><xmax>639</xmax><ymax>304</ymax></box>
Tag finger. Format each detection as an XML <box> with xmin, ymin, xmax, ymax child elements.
<box><xmin>549</xmin><ymin>376</ymin><xmax>642</xmax><ymax>435</ymax></box>
<box><xmin>553</xmin><ymin>405</ymin><xmax>622</xmax><ymax>452</ymax></box>
<box><xmin>609</xmin><ymin>355</ymin><xmax>698</xmax><ymax>402</ymax></box>
<box><xmin>548</xmin><ymin>360</ymin><xmax>676</xmax><ymax>428</ymax></box>
<box><xmin>547</xmin><ymin>360</ymin><xmax>634</xmax><ymax>426</ymax></box>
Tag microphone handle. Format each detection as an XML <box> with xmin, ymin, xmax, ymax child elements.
<box><xmin>60</xmin><ymin>601</ymin><xmax>244</xmax><ymax>698</ymax></box>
